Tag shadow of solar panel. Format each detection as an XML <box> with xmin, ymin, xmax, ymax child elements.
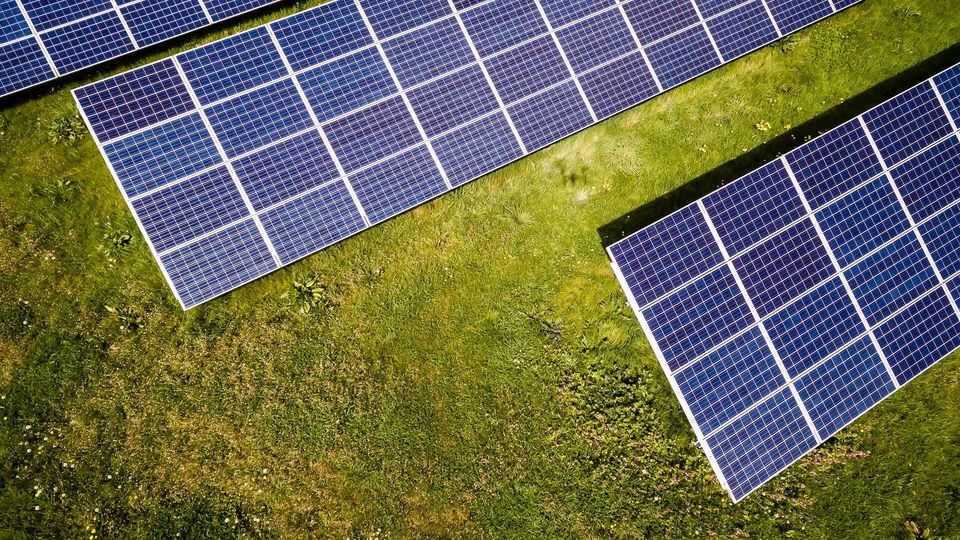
<box><xmin>75</xmin><ymin>0</ymin><xmax>861</xmax><ymax>309</ymax></box>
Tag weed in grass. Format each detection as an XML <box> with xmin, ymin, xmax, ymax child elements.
<box><xmin>503</xmin><ymin>201</ymin><xmax>534</xmax><ymax>226</ymax></box>
<box><xmin>97</xmin><ymin>226</ymin><xmax>133</xmax><ymax>263</ymax></box>
<box><xmin>104</xmin><ymin>304</ymin><xmax>144</xmax><ymax>332</ymax></box>
<box><xmin>894</xmin><ymin>5</ymin><xmax>922</xmax><ymax>18</ymax></box>
<box><xmin>45</xmin><ymin>106</ymin><xmax>85</xmax><ymax>144</ymax></box>
<box><xmin>777</xmin><ymin>34</ymin><xmax>801</xmax><ymax>53</ymax></box>
<box><xmin>32</xmin><ymin>178</ymin><xmax>78</xmax><ymax>206</ymax></box>
<box><xmin>284</xmin><ymin>273</ymin><xmax>331</xmax><ymax>314</ymax></box>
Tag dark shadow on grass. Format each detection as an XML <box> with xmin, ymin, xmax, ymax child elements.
<box><xmin>0</xmin><ymin>0</ymin><xmax>297</xmax><ymax>110</ymax></box>
<box><xmin>597</xmin><ymin>44</ymin><xmax>960</xmax><ymax>248</ymax></box>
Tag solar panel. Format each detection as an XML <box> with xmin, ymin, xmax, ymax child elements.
<box><xmin>75</xmin><ymin>0</ymin><xmax>858</xmax><ymax>309</ymax></box>
<box><xmin>0</xmin><ymin>0</ymin><xmax>280</xmax><ymax>98</ymax></box>
<box><xmin>608</xmin><ymin>62</ymin><xmax>960</xmax><ymax>501</ymax></box>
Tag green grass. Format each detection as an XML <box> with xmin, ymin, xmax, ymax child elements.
<box><xmin>0</xmin><ymin>1</ymin><xmax>958</xmax><ymax>537</ymax></box>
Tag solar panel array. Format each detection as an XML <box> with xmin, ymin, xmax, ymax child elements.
<box><xmin>608</xmin><ymin>62</ymin><xmax>960</xmax><ymax>502</ymax></box>
<box><xmin>0</xmin><ymin>0</ymin><xmax>280</xmax><ymax>97</ymax></box>
<box><xmin>74</xmin><ymin>0</ymin><xmax>857</xmax><ymax>309</ymax></box>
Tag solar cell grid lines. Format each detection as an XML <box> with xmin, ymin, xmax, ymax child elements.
<box><xmin>0</xmin><ymin>0</ymin><xmax>282</xmax><ymax>98</ymax></box>
<box><xmin>76</xmin><ymin>0</ymin><xmax>859</xmax><ymax>308</ymax></box>
<box><xmin>608</xmin><ymin>62</ymin><xmax>960</xmax><ymax>501</ymax></box>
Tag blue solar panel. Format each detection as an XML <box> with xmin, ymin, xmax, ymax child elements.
<box><xmin>132</xmin><ymin>166</ymin><xmax>250</xmax><ymax>252</ymax></box>
<box><xmin>874</xmin><ymin>288</ymin><xmax>960</xmax><ymax>385</ymax></box>
<box><xmin>765</xmin><ymin>0</ymin><xmax>832</xmax><ymax>34</ymax></box>
<box><xmin>508</xmin><ymin>81</ymin><xmax>593</xmax><ymax>151</ymax></box>
<box><xmin>696</xmin><ymin>0</ymin><xmax>749</xmax><ymax>18</ymax></box>
<box><xmin>707</xmin><ymin>1</ymin><xmax>779</xmax><ymax>60</ymax></box>
<box><xmin>540</xmin><ymin>0</ymin><xmax>613</xmax><ymax>26</ymax></box>
<box><xmin>845</xmin><ymin>234</ymin><xmax>938</xmax><ymax>326</ymax></box>
<box><xmin>205</xmin><ymin>79</ymin><xmax>313</xmax><ymax>159</ymax></box>
<box><xmin>177</xmin><ymin>27</ymin><xmax>287</xmax><ymax>106</ymax></box>
<box><xmin>0</xmin><ymin>38</ymin><xmax>54</xmax><ymax>96</ymax></box>
<box><xmin>349</xmin><ymin>146</ymin><xmax>447</xmax><ymax>225</ymax></box>
<box><xmin>485</xmin><ymin>36</ymin><xmax>569</xmax><ymax>104</ymax></box>
<box><xmin>270</xmin><ymin>1</ymin><xmax>371</xmax><ymax>71</ymax></box>
<box><xmin>580</xmin><ymin>51</ymin><xmax>660</xmax><ymax>119</ymax></box>
<box><xmin>933</xmin><ymin>65</ymin><xmax>960</xmax><ymax>123</ymax></box>
<box><xmin>622</xmin><ymin>0</ymin><xmax>699</xmax><ymax>45</ymax></box>
<box><xmin>0</xmin><ymin>0</ymin><xmax>280</xmax><ymax>97</ymax></box>
<box><xmin>676</xmin><ymin>327</ymin><xmax>784</xmax><ymax>435</ymax></box>
<box><xmin>76</xmin><ymin>0</ymin><xmax>859</xmax><ymax>311</ymax></box>
<box><xmin>862</xmin><ymin>82</ymin><xmax>954</xmax><ymax>166</ymax></box>
<box><xmin>0</xmin><ymin>0</ymin><xmax>30</xmax><ymax>42</ymax></box>
<box><xmin>786</xmin><ymin>119</ymin><xmax>884</xmax><ymax>210</ymax></box>
<box><xmin>325</xmin><ymin>96</ymin><xmax>423</xmax><ymax>172</ymax></box>
<box><xmin>259</xmin><ymin>180</ymin><xmax>367</xmax><ymax>265</ymax></box>
<box><xmin>43</xmin><ymin>12</ymin><xmax>134</xmax><ymax>74</ymax></box>
<box><xmin>888</xmin><ymin>135</ymin><xmax>960</xmax><ymax>222</ymax></box>
<box><xmin>732</xmin><ymin>219</ymin><xmax>834</xmax><ymax>318</ymax></box>
<box><xmin>765</xmin><ymin>277</ymin><xmax>864</xmax><ymax>377</ymax></box>
<box><xmin>643</xmin><ymin>266</ymin><xmax>755</xmax><ymax>371</ymax></box>
<box><xmin>555</xmin><ymin>9</ymin><xmax>636</xmax><ymax>73</ymax></box>
<box><xmin>362</xmin><ymin>0</ymin><xmax>450</xmax><ymax>38</ymax></box>
<box><xmin>816</xmin><ymin>177</ymin><xmax>911</xmax><ymax>268</ymax></box>
<box><xmin>22</xmin><ymin>0</ymin><xmax>112</xmax><ymax>32</ymax></box>
<box><xmin>794</xmin><ymin>336</ymin><xmax>895</xmax><ymax>439</ymax></box>
<box><xmin>645</xmin><ymin>25</ymin><xmax>722</xmax><ymax>90</ymax></box>
<box><xmin>407</xmin><ymin>66</ymin><xmax>499</xmax><ymax>136</ymax></box>
<box><xmin>121</xmin><ymin>0</ymin><xmax>208</xmax><ymax>47</ymax></box>
<box><xmin>75</xmin><ymin>59</ymin><xmax>194</xmax><ymax>142</ymax></box>
<box><xmin>433</xmin><ymin>113</ymin><xmax>523</xmax><ymax>187</ymax></box>
<box><xmin>609</xmin><ymin>65</ymin><xmax>960</xmax><ymax>501</ymax></box>
<box><xmin>702</xmin><ymin>160</ymin><xmax>805</xmax><ymax>257</ymax></box>
<box><xmin>105</xmin><ymin>113</ymin><xmax>222</xmax><ymax>198</ymax></box>
<box><xmin>706</xmin><ymin>387</ymin><xmax>817</xmax><ymax>501</ymax></box>
<box><xmin>160</xmin><ymin>219</ymin><xmax>277</xmax><ymax>308</ymax></box>
<box><xmin>460</xmin><ymin>0</ymin><xmax>545</xmax><ymax>57</ymax></box>
<box><xmin>609</xmin><ymin>204</ymin><xmax>725</xmax><ymax>308</ymax></box>
<box><xmin>296</xmin><ymin>47</ymin><xmax>397</xmax><ymax>124</ymax></box>
<box><xmin>382</xmin><ymin>18</ymin><xmax>474</xmax><ymax>88</ymax></box>
<box><xmin>918</xmin><ymin>203</ymin><xmax>960</xmax><ymax>282</ymax></box>
<box><xmin>231</xmin><ymin>130</ymin><xmax>340</xmax><ymax>211</ymax></box>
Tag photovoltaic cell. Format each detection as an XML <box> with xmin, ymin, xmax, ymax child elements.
<box><xmin>874</xmin><ymin>289</ymin><xmax>960</xmax><ymax>385</ymax></box>
<box><xmin>104</xmin><ymin>113</ymin><xmax>222</xmax><ymax>197</ymax></box>
<box><xmin>176</xmin><ymin>27</ymin><xmax>288</xmax><ymax>106</ymax></box>
<box><xmin>120</xmin><ymin>0</ymin><xmax>208</xmax><ymax>47</ymax></box>
<box><xmin>259</xmin><ymin>180</ymin><xmax>367</xmax><ymax>264</ymax></box>
<box><xmin>861</xmin><ymin>82</ymin><xmax>953</xmax><ymax>166</ymax></box>
<box><xmin>675</xmin><ymin>327</ymin><xmax>784</xmax><ymax>435</ymax></box>
<box><xmin>794</xmin><ymin>336</ymin><xmax>895</xmax><ymax>440</ymax></box>
<box><xmin>888</xmin><ymin>135</ymin><xmax>960</xmax><ymax>222</ymax></box>
<box><xmin>76</xmin><ymin>0</ymin><xmax>860</xmax><ymax>311</ymax></box>
<box><xmin>844</xmin><ymin>234</ymin><xmax>937</xmax><ymax>326</ymax></box>
<box><xmin>609</xmin><ymin>64</ymin><xmax>960</xmax><ymax>501</ymax></box>
<box><xmin>0</xmin><ymin>0</ymin><xmax>281</xmax><ymax>98</ymax></box>
<box><xmin>815</xmin><ymin>177</ymin><xmax>911</xmax><ymax>268</ymax></box>
<box><xmin>643</xmin><ymin>266</ymin><xmax>754</xmax><ymax>371</ymax></box>
<box><xmin>706</xmin><ymin>388</ymin><xmax>817</xmax><ymax>501</ymax></box>
<box><xmin>540</xmin><ymin>0</ymin><xmax>613</xmax><ymax>27</ymax></box>
<box><xmin>732</xmin><ymin>219</ymin><xmax>834</xmax><ymax>318</ymax></box>
<box><xmin>702</xmin><ymin>160</ymin><xmax>805</xmax><ymax>257</ymax></box>
<box><xmin>918</xmin><ymin>203</ymin><xmax>960</xmax><ymax>281</ymax></box>
<box><xmin>706</xmin><ymin>1</ymin><xmax>779</xmax><ymax>60</ymax></box>
<box><xmin>764</xmin><ymin>277</ymin><xmax>864</xmax><ymax>377</ymax></box>
<box><xmin>785</xmin><ymin>119</ymin><xmax>883</xmax><ymax>210</ymax></box>
<box><xmin>645</xmin><ymin>25</ymin><xmax>722</xmax><ymax>90</ymax></box>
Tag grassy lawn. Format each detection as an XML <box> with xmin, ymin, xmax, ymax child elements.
<box><xmin>1</xmin><ymin>0</ymin><xmax>959</xmax><ymax>537</ymax></box>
